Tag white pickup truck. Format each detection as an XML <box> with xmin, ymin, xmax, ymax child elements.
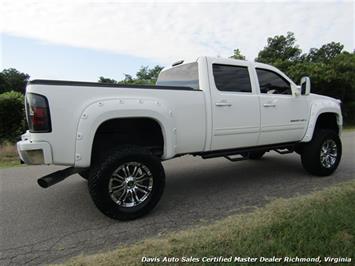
<box><xmin>17</xmin><ymin>56</ymin><xmax>342</xmax><ymax>220</ymax></box>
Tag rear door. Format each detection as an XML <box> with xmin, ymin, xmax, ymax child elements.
<box><xmin>208</xmin><ymin>58</ymin><xmax>260</xmax><ymax>150</ymax></box>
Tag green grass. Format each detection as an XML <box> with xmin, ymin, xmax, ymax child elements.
<box><xmin>60</xmin><ymin>180</ymin><xmax>355</xmax><ymax>266</ymax></box>
<box><xmin>0</xmin><ymin>142</ymin><xmax>21</xmax><ymax>168</ymax></box>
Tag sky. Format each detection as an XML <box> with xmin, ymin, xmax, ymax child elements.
<box><xmin>0</xmin><ymin>0</ymin><xmax>354</xmax><ymax>81</ymax></box>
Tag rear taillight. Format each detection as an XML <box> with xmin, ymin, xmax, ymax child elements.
<box><xmin>26</xmin><ymin>93</ymin><xmax>51</xmax><ymax>132</ymax></box>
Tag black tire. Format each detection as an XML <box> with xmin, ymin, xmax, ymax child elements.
<box><xmin>88</xmin><ymin>145</ymin><xmax>165</xmax><ymax>220</ymax></box>
<box><xmin>301</xmin><ymin>129</ymin><xmax>342</xmax><ymax>176</ymax></box>
<box><xmin>242</xmin><ymin>151</ymin><xmax>266</xmax><ymax>160</ymax></box>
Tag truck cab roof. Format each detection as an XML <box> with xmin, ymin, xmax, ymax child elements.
<box><xmin>161</xmin><ymin>56</ymin><xmax>297</xmax><ymax>87</ymax></box>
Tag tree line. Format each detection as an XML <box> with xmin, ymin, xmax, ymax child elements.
<box><xmin>0</xmin><ymin>32</ymin><xmax>354</xmax><ymax>141</ymax></box>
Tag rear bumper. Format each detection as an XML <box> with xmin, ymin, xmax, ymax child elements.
<box><xmin>17</xmin><ymin>132</ymin><xmax>53</xmax><ymax>165</ymax></box>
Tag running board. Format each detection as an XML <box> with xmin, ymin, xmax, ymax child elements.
<box><xmin>274</xmin><ymin>148</ymin><xmax>294</xmax><ymax>155</ymax></box>
<box><xmin>198</xmin><ymin>142</ymin><xmax>297</xmax><ymax>160</ymax></box>
<box><xmin>224</xmin><ymin>155</ymin><xmax>248</xmax><ymax>162</ymax></box>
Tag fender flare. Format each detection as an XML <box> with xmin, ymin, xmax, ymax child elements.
<box><xmin>301</xmin><ymin>101</ymin><xmax>342</xmax><ymax>142</ymax></box>
<box><xmin>74</xmin><ymin>97</ymin><xmax>176</xmax><ymax>167</ymax></box>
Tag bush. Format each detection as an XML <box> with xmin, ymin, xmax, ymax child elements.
<box><xmin>343</xmin><ymin>101</ymin><xmax>355</xmax><ymax>125</ymax></box>
<box><xmin>0</xmin><ymin>91</ymin><xmax>26</xmax><ymax>142</ymax></box>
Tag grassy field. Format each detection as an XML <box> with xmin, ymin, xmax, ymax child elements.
<box><xmin>60</xmin><ymin>180</ymin><xmax>355</xmax><ymax>266</ymax></box>
<box><xmin>0</xmin><ymin>142</ymin><xmax>20</xmax><ymax>168</ymax></box>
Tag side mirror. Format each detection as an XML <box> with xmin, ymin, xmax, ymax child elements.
<box><xmin>300</xmin><ymin>76</ymin><xmax>311</xmax><ymax>95</ymax></box>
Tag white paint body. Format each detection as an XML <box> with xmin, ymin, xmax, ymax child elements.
<box><xmin>17</xmin><ymin>56</ymin><xmax>343</xmax><ymax>167</ymax></box>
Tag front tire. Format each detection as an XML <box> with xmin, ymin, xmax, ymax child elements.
<box><xmin>88</xmin><ymin>146</ymin><xmax>165</xmax><ymax>220</ymax></box>
<box><xmin>301</xmin><ymin>129</ymin><xmax>341</xmax><ymax>176</ymax></box>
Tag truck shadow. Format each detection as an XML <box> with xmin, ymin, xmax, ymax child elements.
<box><xmin>157</xmin><ymin>153</ymin><xmax>312</xmax><ymax>217</ymax></box>
<box><xmin>65</xmin><ymin>152</ymin><xmax>313</xmax><ymax>221</ymax></box>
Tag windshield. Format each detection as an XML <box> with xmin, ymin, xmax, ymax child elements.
<box><xmin>156</xmin><ymin>62</ymin><xmax>199</xmax><ymax>90</ymax></box>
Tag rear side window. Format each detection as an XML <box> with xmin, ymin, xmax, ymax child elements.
<box><xmin>156</xmin><ymin>62</ymin><xmax>199</xmax><ymax>90</ymax></box>
<box><xmin>256</xmin><ymin>68</ymin><xmax>291</xmax><ymax>95</ymax></box>
<box><xmin>212</xmin><ymin>64</ymin><xmax>252</xmax><ymax>93</ymax></box>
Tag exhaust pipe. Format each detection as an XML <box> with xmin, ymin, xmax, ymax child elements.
<box><xmin>37</xmin><ymin>167</ymin><xmax>82</xmax><ymax>188</ymax></box>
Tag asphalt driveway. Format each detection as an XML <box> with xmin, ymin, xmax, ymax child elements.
<box><xmin>0</xmin><ymin>131</ymin><xmax>354</xmax><ymax>265</ymax></box>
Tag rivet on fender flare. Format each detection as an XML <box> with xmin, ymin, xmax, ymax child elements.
<box><xmin>77</xmin><ymin>133</ymin><xmax>83</xmax><ymax>140</ymax></box>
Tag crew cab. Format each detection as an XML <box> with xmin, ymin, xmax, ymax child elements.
<box><xmin>17</xmin><ymin>56</ymin><xmax>343</xmax><ymax>220</ymax></box>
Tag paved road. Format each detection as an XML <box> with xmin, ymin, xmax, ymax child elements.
<box><xmin>1</xmin><ymin>132</ymin><xmax>354</xmax><ymax>265</ymax></box>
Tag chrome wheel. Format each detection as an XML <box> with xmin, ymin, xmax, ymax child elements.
<box><xmin>320</xmin><ymin>139</ymin><xmax>337</xmax><ymax>168</ymax></box>
<box><xmin>108</xmin><ymin>162</ymin><xmax>153</xmax><ymax>207</ymax></box>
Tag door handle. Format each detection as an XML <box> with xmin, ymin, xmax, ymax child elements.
<box><xmin>216</xmin><ymin>102</ymin><xmax>232</xmax><ymax>107</ymax></box>
<box><xmin>263</xmin><ymin>103</ymin><xmax>276</xmax><ymax>108</ymax></box>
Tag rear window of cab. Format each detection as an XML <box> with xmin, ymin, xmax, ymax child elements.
<box><xmin>156</xmin><ymin>62</ymin><xmax>199</xmax><ymax>90</ymax></box>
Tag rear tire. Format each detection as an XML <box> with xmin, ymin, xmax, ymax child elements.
<box><xmin>88</xmin><ymin>145</ymin><xmax>165</xmax><ymax>220</ymax></box>
<box><xmin>301</xmin><ymin>129</ymin><xmax>341</xmax><ymax>176</ymax></box>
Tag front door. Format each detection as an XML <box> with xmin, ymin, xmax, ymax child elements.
<box><xmin>256</xmin><ymin>68</ymin><xmax>309</xmax><ymax>145</ymax></box>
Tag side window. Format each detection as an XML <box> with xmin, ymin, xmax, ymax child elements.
<box><xmin>256</xmin><ymin>68</ymin><xmax>292</xmax><ymax>95</ymax></box>
<box><xmin>213</xmin><ymin>64</ymin><xmax>252</xmax><ymax>93</ymax></box>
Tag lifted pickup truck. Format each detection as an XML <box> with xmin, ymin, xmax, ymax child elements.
<box><xmin>17</xmin><ymin>56</ymin><xmax>342</xmax><ymax>220</ymax></box>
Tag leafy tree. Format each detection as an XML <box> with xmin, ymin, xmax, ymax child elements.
<box><xmin>0</xmin><ymin>68</ymin><xmax>30</xmax><ymax>94</ymax></box>
<box><xmin>120</xmin><ymin>74</ymin><xmax>134</xmax><ymax>84</ymax></box>
<box><xmin>230</xmin><ymin>49</ymin><xmax>246</xmax><ymax>60</ymax></box>
<box><xmin>98</xmin><ymin>76</ymin><xmax>118</xmax><ymax>84</ymax></box>
<box><xmin>135</xmin><ymin>65</ymin><xmax>164</xmax><ymax>84</ymax></box>
<box><xmin>0</xmin><ymin>91</ymin><xmax>25</xmax><ymax>141</ymax></box>
<box><xmin>325</xmin><ymin>51</ymin><xmax>355</xmax><ymax>123</ymax></box>
<box><xmin>0</xmin><ymin>74</ymin><xmax>7</xmax><ymax>92</ymax></box>
<box><xmin>306</xmin><ymin>42</ymin><xmax>344</xmax><ymax>62</ymax></box>
<box><xmin>98</xmin><ymin>65</ymin><xmax>163</xmax><ymax>85</ymax></box>
<box><xmin>255</xmin><ymin>32</ymin><xmax>355</xmax><ymax>124</ymax></box>
<box><xmin>136</xmin><ymin>66</ymin><xmax>151</xmax><ymax>80</ymax></box>
<box><xmin>147</xmin><ymin>65</ymin><xmax>164</xmax><ymax>81</ymax></box>
<box><xmin>256</xmin><ymin>32</ymin><xmax>302</xmax><ymax>65</ymax></box>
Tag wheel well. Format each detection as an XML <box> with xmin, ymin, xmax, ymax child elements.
<box><xmin>91</xmin><ymin>118</ymin><xmax>164</xmax><ymax>163</ymax></box>
<box><xmin>314</xmin><ymin>113</ymin><xmax>339</xmax><ymax>134</ymax></box>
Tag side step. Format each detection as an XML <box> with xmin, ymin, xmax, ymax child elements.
<box><xmin>198</xmin><ymin>142</ymin><xmax>297</xmax><ymax>160</ymax></box>
<box><xmin>274</xmin><ymin>148</ymin><xmax>294</xmax><ymax>154</ymax></box>
<box><xmin>37</xmin><ymin>167</ymin><xmax>84</xmax><ymax>188</ymax></box>
<box><xmin>224</xmin><ymin>155</ymin><xmax>248</xmax><ymax>162</ymax></box>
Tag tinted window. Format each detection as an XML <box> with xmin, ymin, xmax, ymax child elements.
<box><xmin>213</xmin><ymin>64</ymin><xmax>252</xmax><ymax>93</ymax></box>
<box><xmin>256</xmin><ymin>68</ymin><xmax>291</xmax><ymax>95</ymax></box>
<box><xmin>156</xmin><ymin>62</ymin><xmax>199</xmax><ymax>90</ymax></box>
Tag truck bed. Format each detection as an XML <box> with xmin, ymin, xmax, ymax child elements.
<box><xmin>25</xmin><ymin>79</ymin><xmax>207</xmax><ymax>166</ymax></box>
